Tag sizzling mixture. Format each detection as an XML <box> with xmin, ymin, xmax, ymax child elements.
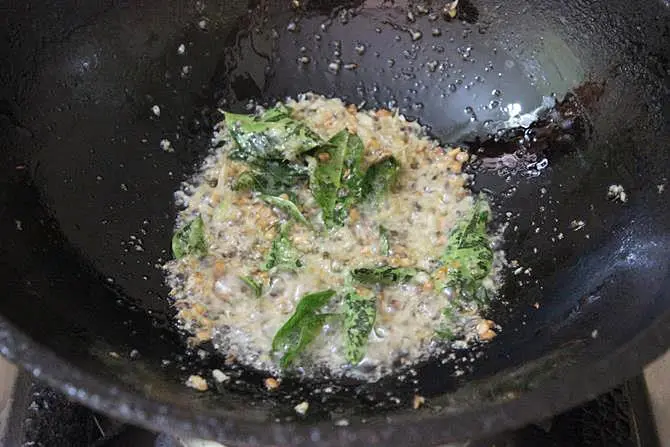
<box><xmin>164</xmin><ymin>93</ymin><xmax>504</xmax><ymax>381</ymax></box>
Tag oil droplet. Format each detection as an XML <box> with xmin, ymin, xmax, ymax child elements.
<box><xmin>492</xmin><ymin>89</ymin><xmax>502</xmax><ymax>96</ymax></box>
<box><xmin>355</xmin><ymin>43</ymin><xmax>366</xmax><ymax>55</ymax></box>
<box><xmin>287</xmin><ymin>21</ymin><xmax>298</xmax><ymax>32</ymax></box>
<box><xmin>431</xmin><ymin>28</ymin><xmax>442</xmax><ymax>37</ymax></box>
<box><xmin>488</xmin><ymin>100</ymin><xmax>499</xmax><ymax>109</ymax></box>
<box><xmin>328</xmin><ymin>61</ymin><xmax>341</xmax><ymax>73</ymax></box>
<box><xmin>448</xmin><ymin>83</ymin><xmax>457</xmax><ymax>92</ymax></box>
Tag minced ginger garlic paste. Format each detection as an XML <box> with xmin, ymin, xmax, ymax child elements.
<box><xmin>164</xmin><ymin>93</ymin><xmax>504</xmax><ymax>382</ymax></box>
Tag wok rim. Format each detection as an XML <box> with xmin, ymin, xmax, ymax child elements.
<box><xmin>0</xmin><ymin>309</ymin><xmax>667</xmax><ymax>446</ymax></box>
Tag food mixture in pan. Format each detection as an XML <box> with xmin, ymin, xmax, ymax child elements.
<box><xmin>164</xmin><ymin>93</ymin><xmax>505</xmax><ymax>381</ymax></box>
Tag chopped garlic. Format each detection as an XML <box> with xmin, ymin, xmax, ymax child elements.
<box><xmin>607</xmin><ymin>184</ymin><xmax>627</xmax><ymax>203</ymax></box>
<box><xmin>294</xmin><ymin>401</ymin><xmax>309</xmax><ymax>415</ymax></box>
<box><xmin>185</xmin><ymin>375</ymin><xmax>208</xmax><ymax>391</ymax></box>
<box><xmin>212</xmin><ymin>369</ymin><xmax>230</xmax><ymax>383</ymax></box>
<box><xmin>412</xmin><ymin>395</ymin><xmax>425</xmax><ymax>409</ymax></box>
<box><xmin>160</xmin><ymin>139</ymin><xmax>173</xmax><ymax>152</ymax></box>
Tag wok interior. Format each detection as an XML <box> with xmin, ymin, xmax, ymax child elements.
<box><xmin>2</xmin><ymin>0</ymin><xmax>670</xmax><ymax>443</ymax></box>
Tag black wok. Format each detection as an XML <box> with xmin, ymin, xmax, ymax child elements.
<box><xmin>2</xmin><ymin>0</ymin><xmax>670</xmax><ymax>445</ymax></box>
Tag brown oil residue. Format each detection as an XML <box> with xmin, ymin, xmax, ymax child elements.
<box><xmin>466</xmin><ymin>81</ymin><xmax>605</xmax><ymax>169</ymax></box>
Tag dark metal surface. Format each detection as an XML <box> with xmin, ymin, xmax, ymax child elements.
<box><xmin>4</xmin><ymin>373</ymin><xmax>661</xmax><ymax>446</ymax></box>
<box><xmin>1</xmin><ymin>0</ymin><xmax>670</xmax><ymax>445</ymax></box>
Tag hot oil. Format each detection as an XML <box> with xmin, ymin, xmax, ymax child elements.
<box><xmin>174</xmin><ymin>0</ymin><xmax>600</xmax><ymax>419</ymax></box>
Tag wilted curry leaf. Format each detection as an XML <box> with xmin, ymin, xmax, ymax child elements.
<box><xmin>264</xmin><ymin>224</ymin><xmax>302</xmax><ymax>272</ymax></box>
<box><xmin>438</xmin><ymin>198</ymin><xmax>494</xmax><ymax>305</ymax></box>
<box><xmin>343</xmin><ymin>292</ymin><xmax>376</xmax><ymax>364</ymax></box>
<box><xmin>272</xmin><ymin>289</ymin><xmax>336</xmax><ymax>368</ymax></box>
<box><xmin>172</xmin><ymin>215</ymin><xmax>207</xmax><ymax>259</ymax></box>
<box><xmin>239</xmin><ymin>275</ymin><xmax>263</xmax><ymax>298</ymax></box>
<box><xmin>350</xmin><ymin>266</ymin><xmax>417</xmax><ymax>285</ymax></box>
<box><xmin>225</xmin><ymin>105</ymin><xmax>322</xmax><ymax>162</ymax></box>
<box><xmin>260</xmin><ymin>194</ymin><xmax>310</xmax><ymax>227</ymax></box>
<box><xmin>361</xmin><ymin>156</ymin><xmax>401</xmax><ymax>204</ymax></box>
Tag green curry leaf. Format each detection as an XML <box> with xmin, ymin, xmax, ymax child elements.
<box><xmin>232</xmin><ymin>171</ymin><xmax>260</xmax><ymax>192</ymax></box>
<box><xmin>225</xmin><ymin>105</ymin><xmax>320</xmax><ymax>197</ymax></box>
<box><xmin>439</xmin><ymin>198</ymin><xmax>494</xmax><ymax>304</ymax></box>
<box><xmin>172</xmin><ymin>215</ymin><xmax>207</xmax><ymax>259</ymax></box>
<box><xmin>435</xmin><ymin>303</ymin><xmax>458</xmax><ymax>340</ymax></box>
<box><xmin>263</xmin><ymin>224</ymin><xmax>302</xmax><ymax>271</ymax></box>
<box><xmin>310</xmin><ymin>130</ymin><xmax>348</xmax><ymax>225</ymax></box>
<box><xmin>278</xmin><ymin>314</ymin><xmax>328</xmax><ymax>368</ymax></box>
<box><xmin>310</xmin><ymin>130</ymin><xmax>368</xmax><ymax>226</ymax></box>
<box><xmin>379</xmin><ymin>225</ymin><xmax>390</xmax><ymax>256</ymax></box>
<box><xmin>350</xmin><ymin>266</ymin><xmax>417</xmax><ymax>285</ymax></box>
<box><xmin>333</xmin><ymin>133</ymin><xmax>366</xmax><ymax>224</ymax></box>
<box><xmin>361</xmin><ymin>156</ymin><xmax>401</xmax><ymax>203</ymax></box>
<box><xmin>272</xmin><ymin>289</ymin><xmax>337</xmax><ymax>368</ymax></box>
<box><xmin>343</xmin><ymin>292</ymin><xmax>376</xmax><ymax>364</ymax></box>
<box><xmin>233</xmin><ymin>160</ymin><xmax>309</xmax><ymax>197</ymax></box>
<box><xmin>225</xmin><ymin>105</ymin><xmax>322</xmax><ymax>162</ymax></box>
<box><xmin>239</xmin><ymin>275</ymin><xmax>263</xmax><ymax>298</ymax></box>
<box><xmin>259</xmin><ymin>194</ymin><xmax>310</xmax><ymax>227</ymax></box>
